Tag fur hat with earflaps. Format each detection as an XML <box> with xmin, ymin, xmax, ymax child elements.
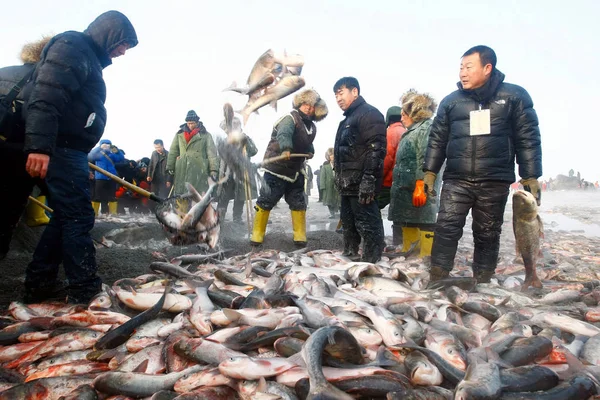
<box><xmin>401</xmin><ymin>89</ymin><xmax>437</xmax><ymax>123</ymax></box>
<box><xmin>293</xmin><ymin>89</ymin><xmax>328</xmax><ymax>121</ymax></box>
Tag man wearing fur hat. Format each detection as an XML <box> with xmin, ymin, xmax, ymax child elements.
<box><xmin>333</xmin><ymin>77</ymin><xmax>387</xmax><ymax>263</ymax></box>
<box><xmin>0</xmin><ymin>36</ymin><xmax>52</xmax><ymax>262</ymax></box>
<box><xmin>423</xmin><ymin>45</ymin><xmax>542</xmax><ymax>283</ymax></box>
<box><xmin>388</xmin><ymin>90</ymin><xmax>442</xmax><ymax>257</ymax></box>
<box><xmin>250</xmin><ymin>88</ymin><xmax>328</xmax><ymax>247</ymax></box>
<box><xmin>20</xmin><ymin>10</ymin><xmax>138</xmax><ymax>304</ymax></box>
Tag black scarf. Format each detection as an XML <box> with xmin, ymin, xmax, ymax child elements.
<box><xmin>458</xmin><ymin>69</ymin><xmax>506</xmax><ymax>104</ymax></box>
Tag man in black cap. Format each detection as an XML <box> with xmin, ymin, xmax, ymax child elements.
<box><xmin>22</xmin><ymin>10</ymin><xmax>138</xmax><ymax>304</ymax></box>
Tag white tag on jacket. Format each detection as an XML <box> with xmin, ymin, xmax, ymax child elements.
<box><xmin>469</xmin><ymin>109</ymin><xmax>491</xmax><ymax>135</ymax></box>
<box><xmin>85</xmin><ymin>112</ymin><xmax>96</xmax><ymax>128</ymax></box>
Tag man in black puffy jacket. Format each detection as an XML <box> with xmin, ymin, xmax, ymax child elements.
<box><xmin>423</xmin><ymin>45</ymin><xmax>542</xmax><ymax>283</ymax></box>
<box><xmin>333</xmin><ymin>77</ymin><xmax>386</xmax><ymax>263</ymax></box>
<box><xmin>22</xmin><ymin>10</ymin><xmax>138</xmax><ymax>304</ymax></box>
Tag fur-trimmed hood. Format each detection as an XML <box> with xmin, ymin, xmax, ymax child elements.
<box><xmin>292</xmin><ymin>88</ymin><xmax>328</xmax><ymax>122</ymax></box>
<box><xmin>20</xmin><ymin>36</ymin><xmax>53</xmax><ymax>64</ymax></box>
<box><xmin>401</xmin><ymin>89</ymin><xmax>437</xmax><ymax>123</ymax></box>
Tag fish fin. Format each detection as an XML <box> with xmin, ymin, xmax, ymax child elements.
<box><xmin>222</xmin><ymin>308</ymin><xmax>242</xmax><ymax>322</ymax></box>
<box><xmin>270</xmin><ymin>100</ymin><xmax>277</xmax><ymax>111</ymax></box>
<box><xmin>287</xmin><ymin>352</ymin><xmax>306</xmax><ymax>367</ymax></box>
<box><xmin>257</xmin><ymin>376</ymin><xmax>268</xmax><ymax>392</ymax></box>
<box><xmin>343</xmin><ymin>320</ymin><xmax>364</xmax><ymax>328</ymax></box>
<box><xmin>132</xmin><ymin>359</ymin><xmax>149</xmax><ymax>373</ymax></box>
<box><xmin>185</xmin><ymin>279</ymin><xmax>213</xmax><ymax>290</ymax></box>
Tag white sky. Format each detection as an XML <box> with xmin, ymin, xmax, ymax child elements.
<box><xmin>2</xmin><ymin>0</ymin><xmax>599</xmax><ymax>182</ymax></box>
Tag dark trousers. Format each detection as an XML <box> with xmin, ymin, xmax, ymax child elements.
<box><xmin>256</xmin><ymin>172</ymin><xmax>306</xmax><ymax>211</ymax></box>
<box><xmin>151</xmin><ymin>180</ymin><xmax>170</xmax><ymax>199</ymax></box>
<box><xmin>25</xmin><ymin>147</ymin><xmax>101</xmax><ymax>303</ymax></box>
<box><xmin>93</xmin><ymin>179</ymin><xmax>117</xmax><ymax>214</ymax></box>
<box><xmin>431</xmin><ymin>179</ymin><xmax>510</xmax><ymax>273</ymax></box>
<box><xmin>0</xmin><ymin>149</ymin><xmax>36</xmax><ymax>255</ymax></box>
<box><xmin>340</xmin><ymin>195</ymin><xmax>384</xmax><ymax>263</ymax></box>
<box><xmin>218</xmin><ymin>197</ymin><xmax>245</xmax><ymax>221</ymax></box>
<box><xmin>377</xmin><ymin>186</ymin><xmax>391</xmax><ymax>210</ymax></box>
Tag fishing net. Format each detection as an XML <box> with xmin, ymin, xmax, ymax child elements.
<box><xmin>154</xmin><ymin>192</ymin><xmax>220</xmax><ymax>246</ymax></box>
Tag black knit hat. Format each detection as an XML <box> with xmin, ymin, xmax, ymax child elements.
<box><xmin>185</xmin><ymin>110</ymin><xmax>199</xmax><ymax>122</ymax></box>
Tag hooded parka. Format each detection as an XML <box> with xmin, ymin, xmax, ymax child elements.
<box><xmin>389</xmin><ymin>119</ymin><xmax>441</xmax><ymax>224</ymax></box>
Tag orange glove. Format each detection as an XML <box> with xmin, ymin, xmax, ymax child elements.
<box><xmin>412</xmin><ymin>180</ymin><xmax>427</xmax><ymax>207</ymax></box>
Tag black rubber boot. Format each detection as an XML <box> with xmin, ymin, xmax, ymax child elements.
<box><xmin>474</xmin><ymin>269</ymin><xmax>495</xmax><ymax>284</ymax></box>
<box><xmin>392</xmin><ymin>224</ymin><xmax>403</xmax><ymax>246</ymax></box>
<box><xmin>23</xmin><ymin>283</ymin><xmax>68</xmax><ymax>304</ymax></box>
<box><xmin>429</xmin><ymin>265</ymin><xmax>450</xmax><ymax>282</ymax></box>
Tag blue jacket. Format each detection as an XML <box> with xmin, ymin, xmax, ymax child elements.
<box><xmin>88</xmin><ymin>139</ymin><xmax>125</xmax><ymax>180</ymax></box>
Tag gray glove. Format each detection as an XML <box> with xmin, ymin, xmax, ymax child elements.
<box><xmin>358</xmin><ymin>174</ymin><xmax>376</xmax><ymax>204</ymax></box>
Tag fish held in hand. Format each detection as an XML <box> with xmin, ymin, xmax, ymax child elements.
<box><xmin>512</xmin><ymin>190</ymin><xmax>543</xmax><ymax>290</ymax></box>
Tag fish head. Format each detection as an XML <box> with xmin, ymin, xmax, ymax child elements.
<box><xmin>513</xmin><ymin>323</ymin><xmax>533</xmax><ymax>337</ymax></box>
<box><xmin>442</xmin><ymin>344</ymin><xmax>467</xmax><ymax>371</ymax></box>
<box><xmin>512</xmin><ymin>190</ymin><xmax>538</xmax><ymax>215</ymax></box>
<box><xmin>349</xmin><ymin>326</ymin><xmax>383</xmax><ymax>347</ymax></box>
<box><xmin>218</xmin><ymin>356</ymin><xmax>253</xmax><ymax>379</ymax></box>
<box><xmin>158</xmin><ymin>211</ymin><xmax>183</xmax><ymax>231</ymax></box>
<box><xmin>382</xmin><ymin>321</ymin><xmax>405</xmax><ymax>346</ymax></box>
<box><xmin>88</xmin><ymin>292</ymin><xmax>112</xmax><ymax>310</ymax></box>
<box><xmin>191</xmin><ymin>313</ymin><xmax>213</xmax><ymax>336</ymax></box>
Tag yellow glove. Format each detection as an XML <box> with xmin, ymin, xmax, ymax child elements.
<box><xmin>520</xmin><ymin>178</ymin><xmax>541</xmax><ymax>206</ymax></box>
<box><xmin>423</xmin><ymin>171</ymin><xmax>437</xmax><ymax>197</ymax></box>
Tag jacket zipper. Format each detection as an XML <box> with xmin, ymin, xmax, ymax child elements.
<box><xmin>471</xmin><ymin>136</ymin><xmax>476</xmax><ymax>178</ymax></box>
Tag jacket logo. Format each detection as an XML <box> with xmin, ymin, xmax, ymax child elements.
<box><xmin>494</xmin><ymin>100</ymin><xmax>506</xmax><ymax>105</ymax></box>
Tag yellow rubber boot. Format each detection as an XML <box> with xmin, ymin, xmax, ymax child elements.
<box><xmin>291</xmin><ymin>210</ymin><xmax>307</xmax><ymax>246</ymax></box>
<box><xmin>91</xmin><ymin>202</ymin><xmax>100</xmax><ymax>216</ymax></box>
<box><xmin>419</xmin><ymin>230</ymin><xmax>434</xmax><ymax>257</ymax></box>
<box><xmin>250</xmin><ymin>205</ymin><xmax>270</xmax><ymax>245</ymax></box>
<box><xmin>25</xmin><ymin>196</ymin><xmax>50</xmax><ymax>227</ymax></box>
<box><xmin>402</xmin><ymin>227</ymin><xmax>420</xmax><ymax>252</ymax></box>
<box><xmin>108</xmin><ymin>201</ymin><xmax>118</xmax><ymax>216</ymax></box>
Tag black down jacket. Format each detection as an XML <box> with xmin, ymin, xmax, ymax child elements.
<box><xmin>423</xmin><ymin>69</ymin><xmax>542</xmax><ymax>182</ymax></box>
<box><xmin>23</xmin><ymin>11</ymin><xmax>138</xmax><ymax>155</ymax></box>
<box><xmin>333</xmin><ymin>96</ymin><xmax>387</xmax><ymax>196</ymax></box>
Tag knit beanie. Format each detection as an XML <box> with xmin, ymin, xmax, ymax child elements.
<box><xmin>185</xmin><ymin>110</ymin><xmax>200</xmax><ymax>122</ymax></box>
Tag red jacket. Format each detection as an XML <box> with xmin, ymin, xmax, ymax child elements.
<box><xmin>383</xmin><ymin>122</ymin><xmax>406</xmax><ymax>188</ymax></box>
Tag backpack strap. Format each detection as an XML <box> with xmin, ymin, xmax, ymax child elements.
<box><xmin>0</xmin><ymin>69</ymin><xmax>34</xmax><ymax>109</ymax></box>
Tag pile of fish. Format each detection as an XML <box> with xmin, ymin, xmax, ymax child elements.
<box><xmin>2</xmin><ymin>241</ymin><xmax>600</xmax><ymax>400</ymax></box>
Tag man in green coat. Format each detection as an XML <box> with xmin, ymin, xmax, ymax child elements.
<box><xmin>389</xmin><ymin>90</ymin><xmax>442</xmax><ymax>258</ymax></box>
<box><xmin>320</xmin><ymin>147</ymin><xmax>340</xmax><ymax>218</ymax></box>
<box><xmin>167</xmin><ymin>110</ymin><xmax>219</xmax><ymax>195</ymax></box>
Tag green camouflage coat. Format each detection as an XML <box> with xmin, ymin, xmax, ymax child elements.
<box><xmin>389</xmin><ymin>119</ymin><xmax>441</xmax><ymax>224</ymax></box>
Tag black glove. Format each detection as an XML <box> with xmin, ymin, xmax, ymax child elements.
<box><xmin>358</xmin><ymin>175</ymin><xmax>376</xmax><ymax>204</ymax></box>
